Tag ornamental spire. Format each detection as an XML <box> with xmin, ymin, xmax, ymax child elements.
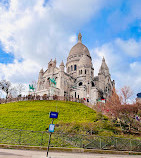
<box><xmin>101</xmin><ymin>57</ymin><xmax>108</xmax><ymax>69</ymax></box>
<box><xmin>78</xmin><ymin>32</ymin><xmax>82</xmax><ymax>43</ymax></box>
<box><xmin>60</xmin><ymin>60</ymin><xmax>64</xmax><ymax>66</ymax></box>
<box><xmin>99</xmin><ymin>57</ymin><xmax>109</xmax><ymax>74</ymax></box>
<box><xmin>40</xmin><ymin>68</ymin><xmax>44</xmax><ymax>73</ymax></box>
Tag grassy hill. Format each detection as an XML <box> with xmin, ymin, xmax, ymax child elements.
<box><xmin>0</xmin><ymin>100</ymin><xmax>117</xmax><ymax>135</ymax></box>
<box><xmin>1</xmin><ymin>100</ymin><xmax>141</xmax><ymax>150</ymax></box>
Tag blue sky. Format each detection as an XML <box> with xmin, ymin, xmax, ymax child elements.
<box><xmin>0</xmin><ymin>48</ymin><xmax>14</xmax><ymax>64</ymax></box>
<box><xmin>0</xmin><ymin>0</ymin><xmax>141</xmax><ymax>98</ymax></box>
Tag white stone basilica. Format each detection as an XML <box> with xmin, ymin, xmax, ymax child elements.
<box><xmin>35</xmin><ymin>33</ymin><xmax>115</xmax><ymax>103</ymax></box>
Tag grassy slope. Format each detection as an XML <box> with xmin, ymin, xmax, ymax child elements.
<box><xmin>0</xmin><ymin>100</ymin><xmax>140</xmax><ymax>148</ymax></box>
<box><xmin>0</xmin><ymin>100</ymin><xmax>101</xmax><ymax>131</ymax></box>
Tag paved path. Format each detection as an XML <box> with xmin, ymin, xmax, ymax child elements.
<box><xmin>0</xmin><ymin>149</ymin><xmax>140</xmax><ymax>158</ymax></box>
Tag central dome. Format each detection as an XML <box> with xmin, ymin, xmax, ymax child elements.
<box><xmin>79</xmin><ymin>55</ymin><xmax>92</xmax><ymax>67</ymax></box>
<box><xmin>68</xmin><ymin>33</ymin><xmax>90</xmax><ymax>58</ymax></box>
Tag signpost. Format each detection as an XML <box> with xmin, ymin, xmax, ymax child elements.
<box><xmin>46</xmin><ymin>111</ymin><xmax>58</xmax><ymax>158</ymax></box>
<box><xmin>49</xmin><ymin>124</ymin><xmax>55</xmax><ymax>133</ymax></box>
<box><xmin>49</xmin><ymin>112</ymin><xmax>58</xmax><ymax>119</ymax></box>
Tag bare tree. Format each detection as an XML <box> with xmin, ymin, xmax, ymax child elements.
<box><xmin>16</xmin><ymin>83</ymin><xmax>25</xmax><ymax>97</ymax></box>
<box><xmin>9</xmin><ymin>87</ymin><xmax>18</xmax><ymax>98</ymax></box>
<box><xmin>0</xmin><ymin>80</ymin><xmax>11</xmax><ymax>102</ymax></box>
<box><xmin>120</xmin><ymin>86</ymin><xmax>133</xmax><ymax>104</ymax></box>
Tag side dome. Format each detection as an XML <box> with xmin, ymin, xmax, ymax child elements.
<box><xmin>79</xmin><ymin>55</ymin><xmax>92</xmax><ymax>67</ymax></box>
<box><xmin>68</xmin><ymin>33</ymin><xmax>91</xmax><ymax>58</ymax></box>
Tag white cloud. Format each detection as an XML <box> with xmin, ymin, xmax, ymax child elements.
<box><xmin>0</xmin><ymin>0</ymin><xmax>108</xmax><ymax>65</ymax></box>
<box><xmin>0</xmin><ymin>0</ymin><xmax>110</xmax><ymax>96</ymax></box>
<box><xmin>0</xmin><ymin>0</ymin><xmax>141</xmax><ymax>99</ymax></box>
<box><xmin>0</xmin><ymin>59</ymin><xmax>40</xmax><ymax>83</ymax></box>
<box><xmin>50</xmin><ymin>0</ymin><xmax>108</xmax><ymax>24</ymax></box>
<box><xmin>91</xmin><ymin>38</ymin><xmax>141</xmax><ymax>95</ymax></box>
<box><xmin>115</xmin><ymin>38</ymin><xmax>141</xmax><ymax>57</ymax></box>
<box><xmin>91</xmin><ymin>42</ymin><xmax>122</xmax><ymax>75</ymax></box>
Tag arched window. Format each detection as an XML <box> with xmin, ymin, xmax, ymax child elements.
<box><xmin>91</xmin><ymin>82</ymin><xmax>94</xmax><ymax>87</ymax></box>
<box><xmin>81</xmin><ymin>70</ymin><xmax>82</xmax><ymax>74</ymax></box>
<box><xmin>79</xmin><ymin>70</ymin><xmax>80</xmax><ymax>75</ymax></box>
<box><xmin>47</xmin><ymin>77</ymin><xmax>51</xmax><ymax>87</ymax></box>
<box><xmin>75</xmin><ymin>92</ymin><xmax>76</xmax><ymax>98</ymax></box>
<box><xmin>85</xmin><ymin>69</ymin><xmax>87</xmax><ymax>74</ymax></box>
<box><xmin>71</xmin><ymin>65</ymin><xmax>73</xmax><ymax>71</ymax></box>
<box><xmin>74</xmin><ymin>65</ymin><xmax>77</xmax><ymax>71</ymax></box>
<box><xmin>79</xmin><ymin>82</ymin><xmax>83</xmax><ymax>86</ymax></box>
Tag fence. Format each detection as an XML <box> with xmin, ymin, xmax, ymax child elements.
<box><xmin>0</xmin><ymin>95</ymin><xmax>85</xmax><ymax>104</ymax></box>
<box><xmin>0</xmin><ymin>128</ymin><xmax>140</xmax><ymax>151</ymax></box>
<box><xmin>0</xmin><ymin>96</ymin><xmax>93</xmax><ymax>108</ymax></box>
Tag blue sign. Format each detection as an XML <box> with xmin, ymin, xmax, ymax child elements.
<box><xmin>137</xmin><ymin>93</ymin><xmax>141</xmax><ymax>98</ymax></box>
<box><xmin>49</xmin><ymin>112</ymin><xmax>58</xmax><ymax>119</ymax></box>
<box><xmin>49</xmin><ymin>124</ymin><xmax>55</xmax><ymax>132</ymax></box>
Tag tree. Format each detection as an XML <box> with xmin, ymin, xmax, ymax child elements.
<box><xmin>8</xmin><ymin>86</ymin><xmax>18</xmax><ymax>99</ymax></box>
<box><xmin>95</xmin><ymin>88</ymin><xmax>121</xmax><ymax>119</ymax></box>
<box><xmin>16</xmin><ymin>83</ymin><xmax>25</xmax><ymax>97</ymax></box>
<box><xmin>104</xmin><ymin>88</ymin><xmax>121</xmax><ymax>118</ymax></box>
<box><xmin>42</xmin><ymin>94</ymin><xmax>49</xmax><ymax>100</ymax></box>
<box><xmin>95</xmin><ymin>86</ymin><xmax>141</xmax><ymax>134</ymax></box>
<box><xmin>0</xmin><ymin>80</ymin><xmax>11</xmax><ymax>102</ymax></box>
<box><xmin>120</xmin><ymin>86</ymin><xmax>133</xmax><ymax>104</ymax></box>
<box><xmin>118</xmin><ymin>103</ymin><xmax>141</xmax><ymax>133</ymax></box>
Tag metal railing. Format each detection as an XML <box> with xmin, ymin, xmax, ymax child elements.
<box><xmin>0</xmin><ymin>128</ymin><xmax>140</xmax><ymax>151</ymax></box>
<box><xmin>0</xmin><ymin>96</ymin><xmax>85</xmax><ymax>104</ymax></box>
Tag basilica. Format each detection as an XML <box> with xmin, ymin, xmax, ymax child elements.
<box><xmin>35</xmin><ymin>33</ymin><xmax>115</xmax><ymax>104</ymax></box>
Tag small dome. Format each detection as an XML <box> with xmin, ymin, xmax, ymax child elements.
<box><xmin>79</xmin><ymin>55</ymin><xmax>92</xmax><ymax>67</ymax></box>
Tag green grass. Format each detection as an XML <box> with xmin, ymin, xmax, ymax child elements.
<box><xmin>0</xmin><ymin>100</ymin><xmax>101</xmax><ymax>131</ymax></box>
<box><xmin>0</xmin><ymin>100</ymin><xmax>140</xmax><ymax>149</ymax></box>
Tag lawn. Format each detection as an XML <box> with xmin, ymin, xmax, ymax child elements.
<box><xmin>0</xmin><ymin>100</ymin><xmax>98</xmax><ymax>131</ymax></box>
<box><xmin>0</xmin><ymin>100</ymin><xmax>140</xmax><ymax>149</ymax></box>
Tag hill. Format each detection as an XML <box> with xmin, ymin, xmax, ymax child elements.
<box><xmin>0</xmin><ymin>100</ymin><xmax>117</xmax><ymax>135</ymax></box>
